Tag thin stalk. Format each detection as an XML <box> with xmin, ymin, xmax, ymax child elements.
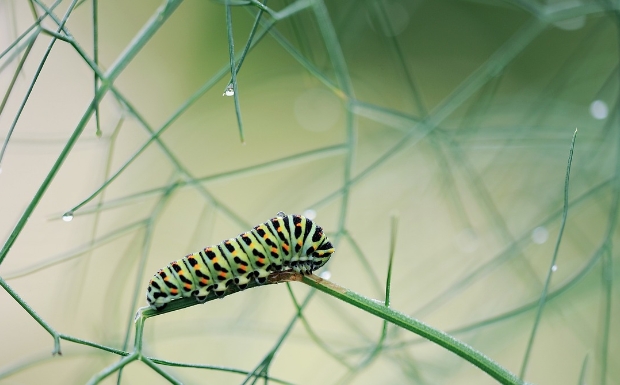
<box><xmin>519</xmin><ymin>129</ymin><xmax>577</xmax><ymax>379</ymax></box>
<box><xmin>59</xmin><ymin>334</ymin><xmax>129</xmax><ymax>356</ymax></box>
<box><xmin>274</xmin><ymin>0</ymin><xmax>313</xmax><ymax>20</ymax></box>
<box><xmin>84</xmin><ymin>352</ymin><xmax>138</xmax><ymax>385</ymax></box>
<box><xmin>285</xmin><ymin>284</ymin><xmax>353</xmax><ymax>369</ymax></box>
<box><xmin>117</xmin><ymin>182</ymin><xmax>176</xmax><ymax>384</ymax></box>
<box><xmin>600</xmin><ymin>246</ymin><xmax>612</xmax><ymax>385</ymax></box>
<box><xmin>312</xmin><ymin>1</ymin><xmax>355</xmax><ymax>244</ymax></box>
<box><xmin>337</xmin><ymin>215</ymin><xmax>399</xmax><ymax>384</ymax></box>
<box><xmin>121</xmin><ymin>186</ymin><xmax>173</xmax><ymax>352</ymax></box>
<box><xmin>140</xmin><ymin>357</ymin><xmax>182</xmax><ymax>385</ymax></box>
<box><xmin>149</xmin><ymin>357</ymin><xmax>295</xmax><ymax>385</ymax></box>
<box><xmin>359</xmin><ymin>215</ymin><xmax>398</xmax><ymax>363</ymax></box>
<box><xmin>0</xmin><ymin>276</ymin><xmax>61</xmax><ymax>354</ymax></box>
<box><xmin>225</xmin><ymin>1</ymin><xmax>244</xmax><ymax>142</ymax></box>
<box><xmin>224</xmin><ymin>0</ymin><xmax>267</xmax><ymax>91</ymax></box>
<box><xmin>92</xmin><ymin>0</ymin><xmax>101</xmax><ymax>137</ymax></box>
<box><xmin>239</xmin><ymin>290</ymin><xmax>315</xmax><ymax>385</ymax></box>
<box><xmin>578</xmin><ymin>354</ymin><xmax>589</xmax><ymax>385</ymax></box>
<box><xmin>0</xmin><ymin>36</ymin><xmax>36</xmax><ymax>117</ymax></box>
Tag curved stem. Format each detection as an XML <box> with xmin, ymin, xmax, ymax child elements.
<box><xmin>301</xmin><ymin>274</ymin><xmax>525</xmax><ymax>385</ymax></box>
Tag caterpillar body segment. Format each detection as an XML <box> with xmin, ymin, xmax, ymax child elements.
<box><xmin>146</xmin><ymin>214</ymin><xmax>335</xmax><ymax>310</ymax></box>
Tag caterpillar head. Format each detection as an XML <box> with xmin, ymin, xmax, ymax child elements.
<box><xmin>306</xmin><ymin>224</ymin><xmax>335</xmax><ymax>272</ymax></box>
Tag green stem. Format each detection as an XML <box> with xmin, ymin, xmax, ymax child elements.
<box><xmin>136</xmin><ymin>270</ymin><xmax>525</xmax><ymax>385</ymax></box>
<box><xmin>0</xmin><ymin>34</ymin><xmax>36</xmax><ymax>116</ymax></box>
<box><xmin>140</xmin><ymin>357</ymin><xmax>182</xmax><ymax>385</ymax></box>
<box><xmin>148</xmin><ymin>357</ymin><xmax>295</xmax><ymax>385</ymax></box>
<box><xmin>59</xmin><ymin>334</ymin><xmax>129</xmax><ymax>356</ymax></box>
<box><xmin>92</xmin><ymin>0</ymin><xmax>101</xmax><ymax>137</ymax></box>
<box><xmin>225</xmin><ymin>0</ymin><xmax>244</xmax><ymax>142</ymax></box>
<box><xmin>519</xmin><ymin>129</ymin><xmax>577</xmax><ymax>379</ymax></box>
<box><xmin>301</xmin><ymin>274</ymin><xmax>525</xmax><ymax>385</ymax></box>
<box><xmin>0</xmin><ymin>276</ymin><xmax>61</xmax><ymax>355</ymax></box>
<box><xmin>85</xmin><ymin>352</ymin><xmax>138</xmax><ymax>385</ymax></box>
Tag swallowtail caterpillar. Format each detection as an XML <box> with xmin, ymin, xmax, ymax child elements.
<box><xmin>145</xmin><ymin>212</ymin><xmax>335</xmax><ymax>310</ymax></box>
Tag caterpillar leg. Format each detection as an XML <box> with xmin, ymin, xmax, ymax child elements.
<box><xmin>195</xmin><ymin>294</ymin><xmax>209</xmax><ymax>303</ymax></box>
<box><xmin>134</xmin><ymin>305</ymin><xmax>151</xmax><ymax>322</ymax></box>
<box><xmin>254</xmin><ymin>269</ymin><xmax>269</xmax><ymax>285</ymax></box>
<box><xmin>134</xmin><ymin>302</ymin><xmax>167</xmax><ymax>323</ymax></box>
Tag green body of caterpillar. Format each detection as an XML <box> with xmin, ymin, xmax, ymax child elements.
<box><xmin>146</xmin><ymin>213</ymin><xmax>335</xmax><ymax>310</ymax></box>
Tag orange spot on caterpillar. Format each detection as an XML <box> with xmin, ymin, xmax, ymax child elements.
<box><xmin>212</xmin><ymin>257</ymin><xmax>218</xmax><ymax>263</ymax></box>
<box><xmin>184</xmin><ymin>283</ymin><xmax>192</xmax><ymax>290</ymax></box>
<box><xmin>170</xmin><ymin>288</ymin><xmax>178</xmax><ymax>295</ymax></box>
<box><xmin>271</xmin><ymin>247</ymin><xmax>278</xmax><ymax>253</ymax></box>
<box><xmin>239</xmin><ymin>265</ymin><xmax>247</xmax><ymax>272</ymax></box>
<box><xmin>282</xmin><ymin>243</ymin><xmax>290</xmax><ymax>252</ymax></box>
<box><xmin>200</xmin><ymin>278</ymin><xmax>208</xmax><ymax>284</ymax></box>
<box><xmin>219</xmin><ymin>272</ymin><xmax>227</xmax><ymax>278</ymax></box>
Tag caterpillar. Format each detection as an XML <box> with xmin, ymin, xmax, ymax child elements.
<box><xmin>145</xmin><ymin>212</ymin><xmax>335</xmax><ymax>310</ymax></box>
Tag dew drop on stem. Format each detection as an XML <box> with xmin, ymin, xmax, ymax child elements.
<box><xmin>223</xmin><ymin>84</ymin><xmax>234</xmax><ymax>96</ymax></box>
<box><xmin>62</xmin><ymin>212</ymin><xmax>74</xmax><ymax>222</ymax></box>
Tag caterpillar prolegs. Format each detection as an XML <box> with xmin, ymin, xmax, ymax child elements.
<box><xmin>145</xmin><ymin>213</ymin><xmax>335</xmax><ymax>310</ymax></box>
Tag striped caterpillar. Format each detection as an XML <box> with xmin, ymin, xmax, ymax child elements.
<box><xmin>145</xmin><ymin>212</ymin><xmax>335</xmax><ymax>310</ymax></box>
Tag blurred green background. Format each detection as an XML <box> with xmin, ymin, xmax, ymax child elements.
<box><xmin>0</xmin><ymin>0</ymin><xmax>618</xmax><ymax>384</ymax></box>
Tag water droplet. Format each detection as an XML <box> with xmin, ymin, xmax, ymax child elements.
<box><xmin>370</xmin><ymin>298</ymin><xmax>384</xmax><ymax>305</ymax></box>
<box><xmin>276</xmin><ymin>211</ymin><xmax>287</xmax><ymax>218</ymax></box>
<box><xmin>303</xmin><ymin>209</ymin><xmax>317</xmax><ymax>220</ymax></box>
<box><xmin>96</xmin><ymin>129</ymin><xmax>102</xmax><ymax>138</ymax></box>
<box><xmin>62</xmin><ymin>212</ymin><xmax>74</xmax><ymax>222</ymax></box>
<box><xmin>590</xmin><ymin>100</ymin><xmax>608</xmax><ymax>120</ymax></box>
<box><xmin>531</xmin><ymin>226</ymin><xmax>549</xmax><ymax>244</ymax></box>
<box><xmin>551</xmin><ymin>265</ymin><xmax>558</xmax><ymax>272</ymax></box>
<box><xmin>223</xmin><ymin>84</ymin><xmax>234</xmax><ymax>96</ymax></box>
<box><xmin>319</xmin><ymin>270</ymin><xmax>331</xmax><ymax>280</ymax></box>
